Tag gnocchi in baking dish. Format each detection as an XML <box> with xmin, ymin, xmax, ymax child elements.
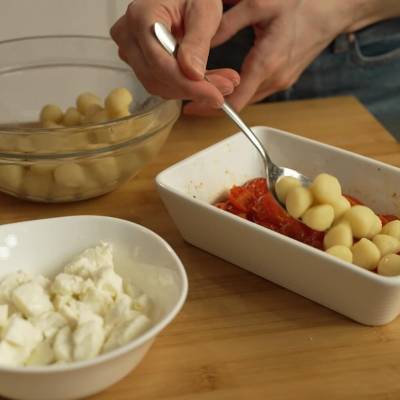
<box><xmin>215</xmin><ymin>174</ymin><xmax>400</xmax><ymax>276</ymax></box>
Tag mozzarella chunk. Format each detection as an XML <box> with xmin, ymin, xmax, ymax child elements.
<box><xmin>54</xmin><ymin>296</ymin><xmax>96</xmax><ymax>327</ymax></box>
<box><xmin>104</xmin><ymin>294</ymin><xmax>135</xmax><ymax>334</ymax></box>
<box><xmin>286</xmin><ymin>187</ymin><xmax>313</xmax><ymax>219</ymax></box>
<box><xmin>123</xmin><ymin>280</ymin><xmax>139</xmax><ymax>300</ymax></box>
<box><xmin>275</xmin><ymin>176</ymin><xmax>301</xmax><ymax>203</ymax></box>
<box><xmin>33</xmin><ymin>275</ymin><xmax>51</xmax><ymax>290</ymax></box>
<box><xmin>79</xmin><ymin>285</ymin><xmax>113</xmax><ymax>316</ymax></box>
<box><xmin>30</xmin><ymin>311</ymin><xmax>67</xmax><ymax>340</ymax></box>
<box><xmin>53</xmin><ymin>326</ymin><xmax>73</xmax><ymax>362</ymax></box>
<box><xmin>0</xmin><ymin>242</ymin><xmax>152</xmax><ymax>366</ymax></box>
<box><xmin>12</xmin><ymin>282</ymin><xmax>53</xmax><ymax>318</ymax></box>
<box><xmin>351</xmin><ymin>238</ymin><xmax>381</xmax><ymax>270</ymax></box>
<box><xmin>26</xmin><ymin>339</ymin><xmax>54</xmax><ymax>366</ymax></box>
<box><xmin>0</xmin><ymin>271</ymin><xmax>32</xmax><ymax>304</ymax></box>
<box><xmin>133</xmin><ymin>293</ymin><xmax>151</xmax><ymax>314</ymax></box>
<box><xmin>94</xmin><ymin>267</ymin><xmax>123</xmax><ymax>297</ymax></box>
<box><xmin>378</xmin><ymin>254</ymin><xmax>400</xmax><ymax>276</ymax></box>
<box><xmin>103</xmin><ymin>314</ymin><xmax>150</xmax><ymax>352</ymax></box>
<box><xmin>2</xmin><ymin>314</ymin><xmax>42</xmax><ymax>349</ymax></box>
<box><xmin>0</xmin><ymin>340</ymin><xmax>29</xmax><ymax>366</ymax></box>
<box><xmin>64</xmin><ymin>242</ymin><xmax>113</xmax><ymax>279</ymax></box>
<box><xmin>51</xmin><ymin>273</ymin><xmax>84</xmax><ymax>296</ymax></box>
<box><xmin>73</xmin><ymin>320</ymin><xmax>105</xmax><ymax>361</ymax></box>
<box><xmin>0</xmin><ymin>304</ymin><xmax>8</xmax><ymax>329</ymax></box>
<box><xmin>326</xmin><ymin>245</ymin><xmax>353</xmax><ymax>263</ymax></box>
<box><xmin>310</xmin><ymin>173</ymin><xmax>342</xmax><ymax>204</ymax></box>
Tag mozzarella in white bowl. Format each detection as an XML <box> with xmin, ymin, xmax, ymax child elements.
<box><xmin>0</xmin><ymin>216</ymin><xmax>187</xmax><ymax>400</ymax></box>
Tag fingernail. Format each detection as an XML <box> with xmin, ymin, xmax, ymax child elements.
<box><xmin>207</xmin><ymin>99</ymin><xmax>223</xmax><ymax>109</ymax></box>
<box><xmin>232</xmin><ymin>78</ymin><xmax>240</xmax><ymax>87</ymax></box>
<box><xmin>191</xmin><ymin>55</ymin><xmax>206</xmax><ymax>77</ymax></box>
<box><xmin>221</xmin><ymin>86</ymin><xmax>233</xmax><ymax>96</ymax></box>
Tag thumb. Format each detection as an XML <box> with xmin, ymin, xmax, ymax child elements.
<box><xmin>177</xmin><ymin>0</ymin><xmax>223</xmax><ymax>81</ymax></box>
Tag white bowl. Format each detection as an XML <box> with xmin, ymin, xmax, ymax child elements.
<box><xmin>0</xmin><ymin>216</ymin><xmax>188</xmax><ymax>400</ymax></box>
<box><xmin>156</xmin><ymin>126</ymin><xmax>400</xmax><ymax>326</ymax></box>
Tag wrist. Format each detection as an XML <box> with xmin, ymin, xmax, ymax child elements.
<box><xmin>345</xmin><ymin>0</ymin><xmax>400</xmax><ymax>32</ymax></box>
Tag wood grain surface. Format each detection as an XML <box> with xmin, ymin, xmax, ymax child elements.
<box><xmin>1</xmin><ymin>96</ymin><xmax>400</xmax><ymax>400</ymax></box>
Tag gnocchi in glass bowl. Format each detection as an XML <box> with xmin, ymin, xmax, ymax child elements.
<box><xmin>0</xmin><ymin>36</ymin><xmax>181</xmax><ymax>202</ymax></box>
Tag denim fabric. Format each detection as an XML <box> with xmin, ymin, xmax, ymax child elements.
<box><xmin>208</xmin><ymin>18</ymin><xmax>400</xmax><ymax>140</ymax></box>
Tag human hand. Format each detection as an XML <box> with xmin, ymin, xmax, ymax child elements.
<box><xmin>110</xmin><ymin>0</ymin><xmax>240</xmax><ymax>109</ymax></box>
<box><xmin>185</xmin><ymin>0</ymin><xmax>356</xmax><ymax>115</ymax></box>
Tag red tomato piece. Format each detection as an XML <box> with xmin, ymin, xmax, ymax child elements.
<box><xmin>344</xmin><ymin>194</ymin><xmax>363</xmax><ymax>206</ymax></box>
<box><xmin>244</xmin><ymin>178</ymin><xmax>268</xmax><ymax>197</ymax></box>
<box><xmin>224</xmin><ymin>201</ymin><xmax>248</xmax><ymax>217</ymax></box>
<box><xmin>228</xmin><ymin>186</ymin><xmax>255</xmax><ymax>213</ymax></box>
<box><xmin>380</xmin><ymin>214</ymin><xmax>398</xmax><ymax>226</ymax></box>
<box><xmin>215</xmin><ymin>201</ymin><xmax>228</xmax><ymax>211</ymax></box>
<box><xmin>252</xmin><ymin>192</ymin><xmax>290</xmax><ymax>228</ymax></box>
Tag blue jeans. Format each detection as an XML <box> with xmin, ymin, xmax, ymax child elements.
<box><xmin>208</xmin><ymin>18</ymin><xmax>400</xmax><ymax>140</ymax></box>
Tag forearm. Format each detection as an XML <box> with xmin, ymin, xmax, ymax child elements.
<box><xmin>347</xmin><ymin>0</ymin><xmax>400</xmax><ymax>32</ymax></box>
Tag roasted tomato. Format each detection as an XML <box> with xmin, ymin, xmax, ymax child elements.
<box><xmin>379</xmin><ymin>214</ymin><xmax>398</xmax><ymax>226</ymax></box>
<box><xmin>344</xmin><ymin>194</ymin><xmax>363</xmax><ymax>206</ymax></box>
<box><xmin>228</xmin><ymin>186</ymin><xmax>255</xmax><ymax>213</ymax></box>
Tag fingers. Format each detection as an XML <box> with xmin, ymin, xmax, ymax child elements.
<box><xmin>183</xmin><ymin>101</ymin><xmax>224</xmax><ymax>116</ymax></box>
<box><xmin>177</xmin><ymin>0</ymin><xmax>223</xmax><ymax>80</ymax></box>
<box><xmin>111</xmin><ymin>0</ymin><xmax>231</xmax><ymax>107</ymax></box>
<box><xmin>212</xmin><ymin>0</ymin><xmax>275</xmax><ymax>47</ymax></box>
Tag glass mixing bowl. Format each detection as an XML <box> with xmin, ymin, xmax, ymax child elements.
<box><xmin>0</xmin><ymin>36</ymin><xmax>181</xmax><ymax>202</ymax></box>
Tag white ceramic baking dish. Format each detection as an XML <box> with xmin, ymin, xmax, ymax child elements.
<box><xmin>156</xmin><ymin>126</ymin><xmax>400</xmax><ymax>326</ymax></box>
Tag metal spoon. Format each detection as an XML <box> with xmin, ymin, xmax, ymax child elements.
<box><xmin>153</xmin><ymin>22</ymin><xmax>311</xmax><ymax>205</ymax></box>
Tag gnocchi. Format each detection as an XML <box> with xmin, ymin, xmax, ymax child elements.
<box><xmin>351</xmin><ymin>238</ymin><xmax>381</xmax><ymax>270</ymax></box>
<box><xmin>323</xmin><ymin>222</ymin><xmax>353</xmax><ymax>249</ymax></box>
<box><xmin>302</xmin><ymin>204</ymin><xmax>334</xmax><ymax>232</ymax></box>
<box><xmin>40</xmin><ymin>104</ymin><xmax>63</xmax><ymax>124</ymax></box>
<box><xmin>330</xmin><ymin>196</ymin><xmax>351</xmax><ymax>221</ymax></box>
<box><xmin>62</xmin><ymin>107</ymin><xmax>83</xmax><ymax>127</ymax></box>
<box><xmin>326</xmin><ymin>245</ymin><xmax>353</xmax><ymax>263</ymax></box>
<box><xmin>372</xmin><ymin>234</ymin><xmax>400</xmax><ymax>256</ymax></box>
<box><xmin>275</xmin><ymin>176</ymin><xmax>301</xmax><ymax>203</ymax></box>
<box><xmin>54</xmin><ymin>163</ymin><xmax>86</xmax><ymax>189</ymax></box>
<box><xmin>286</xmin><ymin>187</ymin><xmax>313</xmax><ymax>219</ymax></box>
<box><xmin>105</xmin><ymin>88</ymin><xmax>133</xmax><ymax>118</ymax></box>
<box><xmin>76</xmin><ymin>92</ymin><xmax>102</xmax><ymax>116</ymax></box>
<box><xmin>381</xmin><ymin>220</ymin><xmax>400</xmax><ymax>240</ymax></box>
<box><xmin>377</xmin><ymin>254</ymin><xmax>400</xmax><ymax>276</ymax></box>
<box><xmin>310</xmin><ymin>173</ymin><xmax>341</xmax><ymax>204</ymax></box>
<box><xmin>218</xmin><ymin>173</ymin><xmax>400</xmax><ymax>276</ymax></box>
<box><xmin>342</xmin><ymin>205</ymin><xmax>377</xmax><ymax>239</ymax></box>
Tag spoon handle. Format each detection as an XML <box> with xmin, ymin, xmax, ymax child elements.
<box><xmin>152</xmin><ymin>22</ymin><xmax>272</xmax><ymax>167</ymax></box>
<box><xmin>220</xmin><ymin>100</ymin><xmax>268</xmax><ymax>165</ymax></box>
